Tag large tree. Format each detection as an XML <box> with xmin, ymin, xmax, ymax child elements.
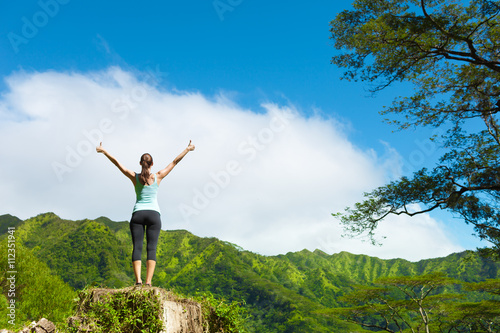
<box><xmin>330</xmin><ymin>0</ymin><xmax>500</xmax><ymax>257</ymax></box>
<box><xmin>319</xmin><ymin>274</ymin><xmax>500</xmax><ymax>332</ymax></box>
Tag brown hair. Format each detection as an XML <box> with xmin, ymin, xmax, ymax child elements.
<box><xmin>139</xmin><ymin>153</ymin><xmax>153</xmax><ymax>185</ymax></box>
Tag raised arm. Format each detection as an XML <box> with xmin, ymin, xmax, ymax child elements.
<box><xmin>96</xmin><ymin>142</ymin><xmax>136</xmax><ymax>184</ymax></box>
<box><xmin>157</xmin><ymin>140</ymin><xmax>195</xmax><ymax>184</ymax></box>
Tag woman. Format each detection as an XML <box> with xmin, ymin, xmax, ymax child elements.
<box><xmin>96</xmin><ymin>140</ymin><xmax>195</xmax><ymax>286</ymax></box>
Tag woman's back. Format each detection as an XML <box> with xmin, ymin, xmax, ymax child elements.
<box><xmin>133</xmin><ymin>173</ymin><xmax>160</xmax><ymax>214</ymax></box>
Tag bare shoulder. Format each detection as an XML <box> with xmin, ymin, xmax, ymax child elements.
<box><xmin>155</xmin><ymin>171</ymin><xmax>164</xmax><ymax>185</ymax></box>
<box><xmin>130</xmin><ymin>172</ymin><xmax>138</xmax><ymax>186</ymax></box>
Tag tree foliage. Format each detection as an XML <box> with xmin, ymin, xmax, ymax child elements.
<box><xmin>321</xmin><ymin>273</ymin><xmax>500</xmax><ymax>332</ymax></box>
<box><xmin>0</xmin><ymin>239</ymin><xmax>76</xmax><ymax>330</ymax></box>
<box><xmin>330</xmin><ymin>0</ymin><xmax>500</xmax><ymax>256</ymax></box>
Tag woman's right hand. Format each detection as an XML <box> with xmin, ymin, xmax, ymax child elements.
<box><xmin>187</xmin><ymin>140</ymin><xmax>195</xmax><ymax>151</ymax></box>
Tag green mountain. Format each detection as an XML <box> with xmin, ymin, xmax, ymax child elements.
<box><xmin>0</xmin><ymin>214</ymin><xmax>22</xmax><ymax>235</ymax></box>
<box><xmin>1</xmin><ymin>212</ymin><xmax>499</xmax><ymax>332</ymax></box>
<box><xmin>0</xmin><ymin>238</ymin><xmax>76</xmax><ymax>330</ymax></box>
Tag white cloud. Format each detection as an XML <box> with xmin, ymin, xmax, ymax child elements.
<box><xmin>0</xmin><ymin>67</ymin><xmax>464</xmax><ymax>260</ymax></box>
<box><xmin>318</xmin><ymin>213</ymin><xmax>464</xmax><ymax>261</ymax></box>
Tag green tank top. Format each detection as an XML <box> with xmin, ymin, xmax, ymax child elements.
<box><xmin>133</xmin><ymin>173</ymin><xmax>161</xmax><ymax>214</ymax></box>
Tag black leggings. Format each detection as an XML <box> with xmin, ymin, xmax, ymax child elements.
<box><xmin>130</xmin><ymin>210</ymin><xmax>161</xmax><ymax>261</ymax></box>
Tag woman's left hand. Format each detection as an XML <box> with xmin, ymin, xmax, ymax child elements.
<box><xmin>96</xmin><ymin>142</ymin><xmax>107</xmax><ymax>154</ymax></box>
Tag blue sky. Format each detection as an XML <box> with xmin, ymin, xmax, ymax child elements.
<box><xmin>2</xmin><ymin>0</ymin><xmax>403</xmax><ymax>147</ymax></box>
<box><xmin>0</xmin><ymin>0</ymin><xmax>487</xmax><ymax>260</ymax></box>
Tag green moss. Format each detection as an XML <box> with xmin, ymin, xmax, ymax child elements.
<box><xmin>66</xmin><ymin>287</ymin><xmax>163</xmax><ymax>333</ymax></box>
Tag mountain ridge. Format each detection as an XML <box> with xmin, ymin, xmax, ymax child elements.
<box><xmin>1</xmin><ymin>212</ymin><xmax>498</xmax><ymax>332</ymax></box>
<box><xmin>0</xmin><ymin>212</ymin><xmax>471</xmax><ymax>262</ymax></box>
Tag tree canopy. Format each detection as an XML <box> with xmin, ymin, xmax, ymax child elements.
<box><xmin>330</xmin><ymin>0</ymin><xmax>500</xmax><ymax>257</ymax></box>
<box><xmin>320</xmin><ymin>273</ymin><xmax>500</xmax><ymax>332</ymax></box>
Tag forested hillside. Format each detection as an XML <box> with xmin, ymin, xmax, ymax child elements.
<box><xmin>1</xmin><ymin>213</ymin><xmax>498</xmax><ymax>332</ymax></box>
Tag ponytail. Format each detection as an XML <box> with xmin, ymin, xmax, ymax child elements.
<box><xmin>139</xmin><ymin>153</ymin><xmax>153</xmax><ymax>185</ymax></box>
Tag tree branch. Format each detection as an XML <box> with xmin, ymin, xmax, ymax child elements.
<box><xmin>420</xmin><ymin>0</ymin><xmax>500</xmax><ymax>72</ymax></box>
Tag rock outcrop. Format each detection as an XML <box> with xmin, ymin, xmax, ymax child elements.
<box><xmin>0</xmin><ymin>318</ymin><xmax>56</xmax><ymax>333</ymax></box>
<box><xmin>68</xmin><ymin>286</ymin><xmax>204</xmax><ymax>333</ymax></box>
<box><xmin>22</xmin><ymin>318</ymin><xmax>55</xmax><ymax>333</ymax></box>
